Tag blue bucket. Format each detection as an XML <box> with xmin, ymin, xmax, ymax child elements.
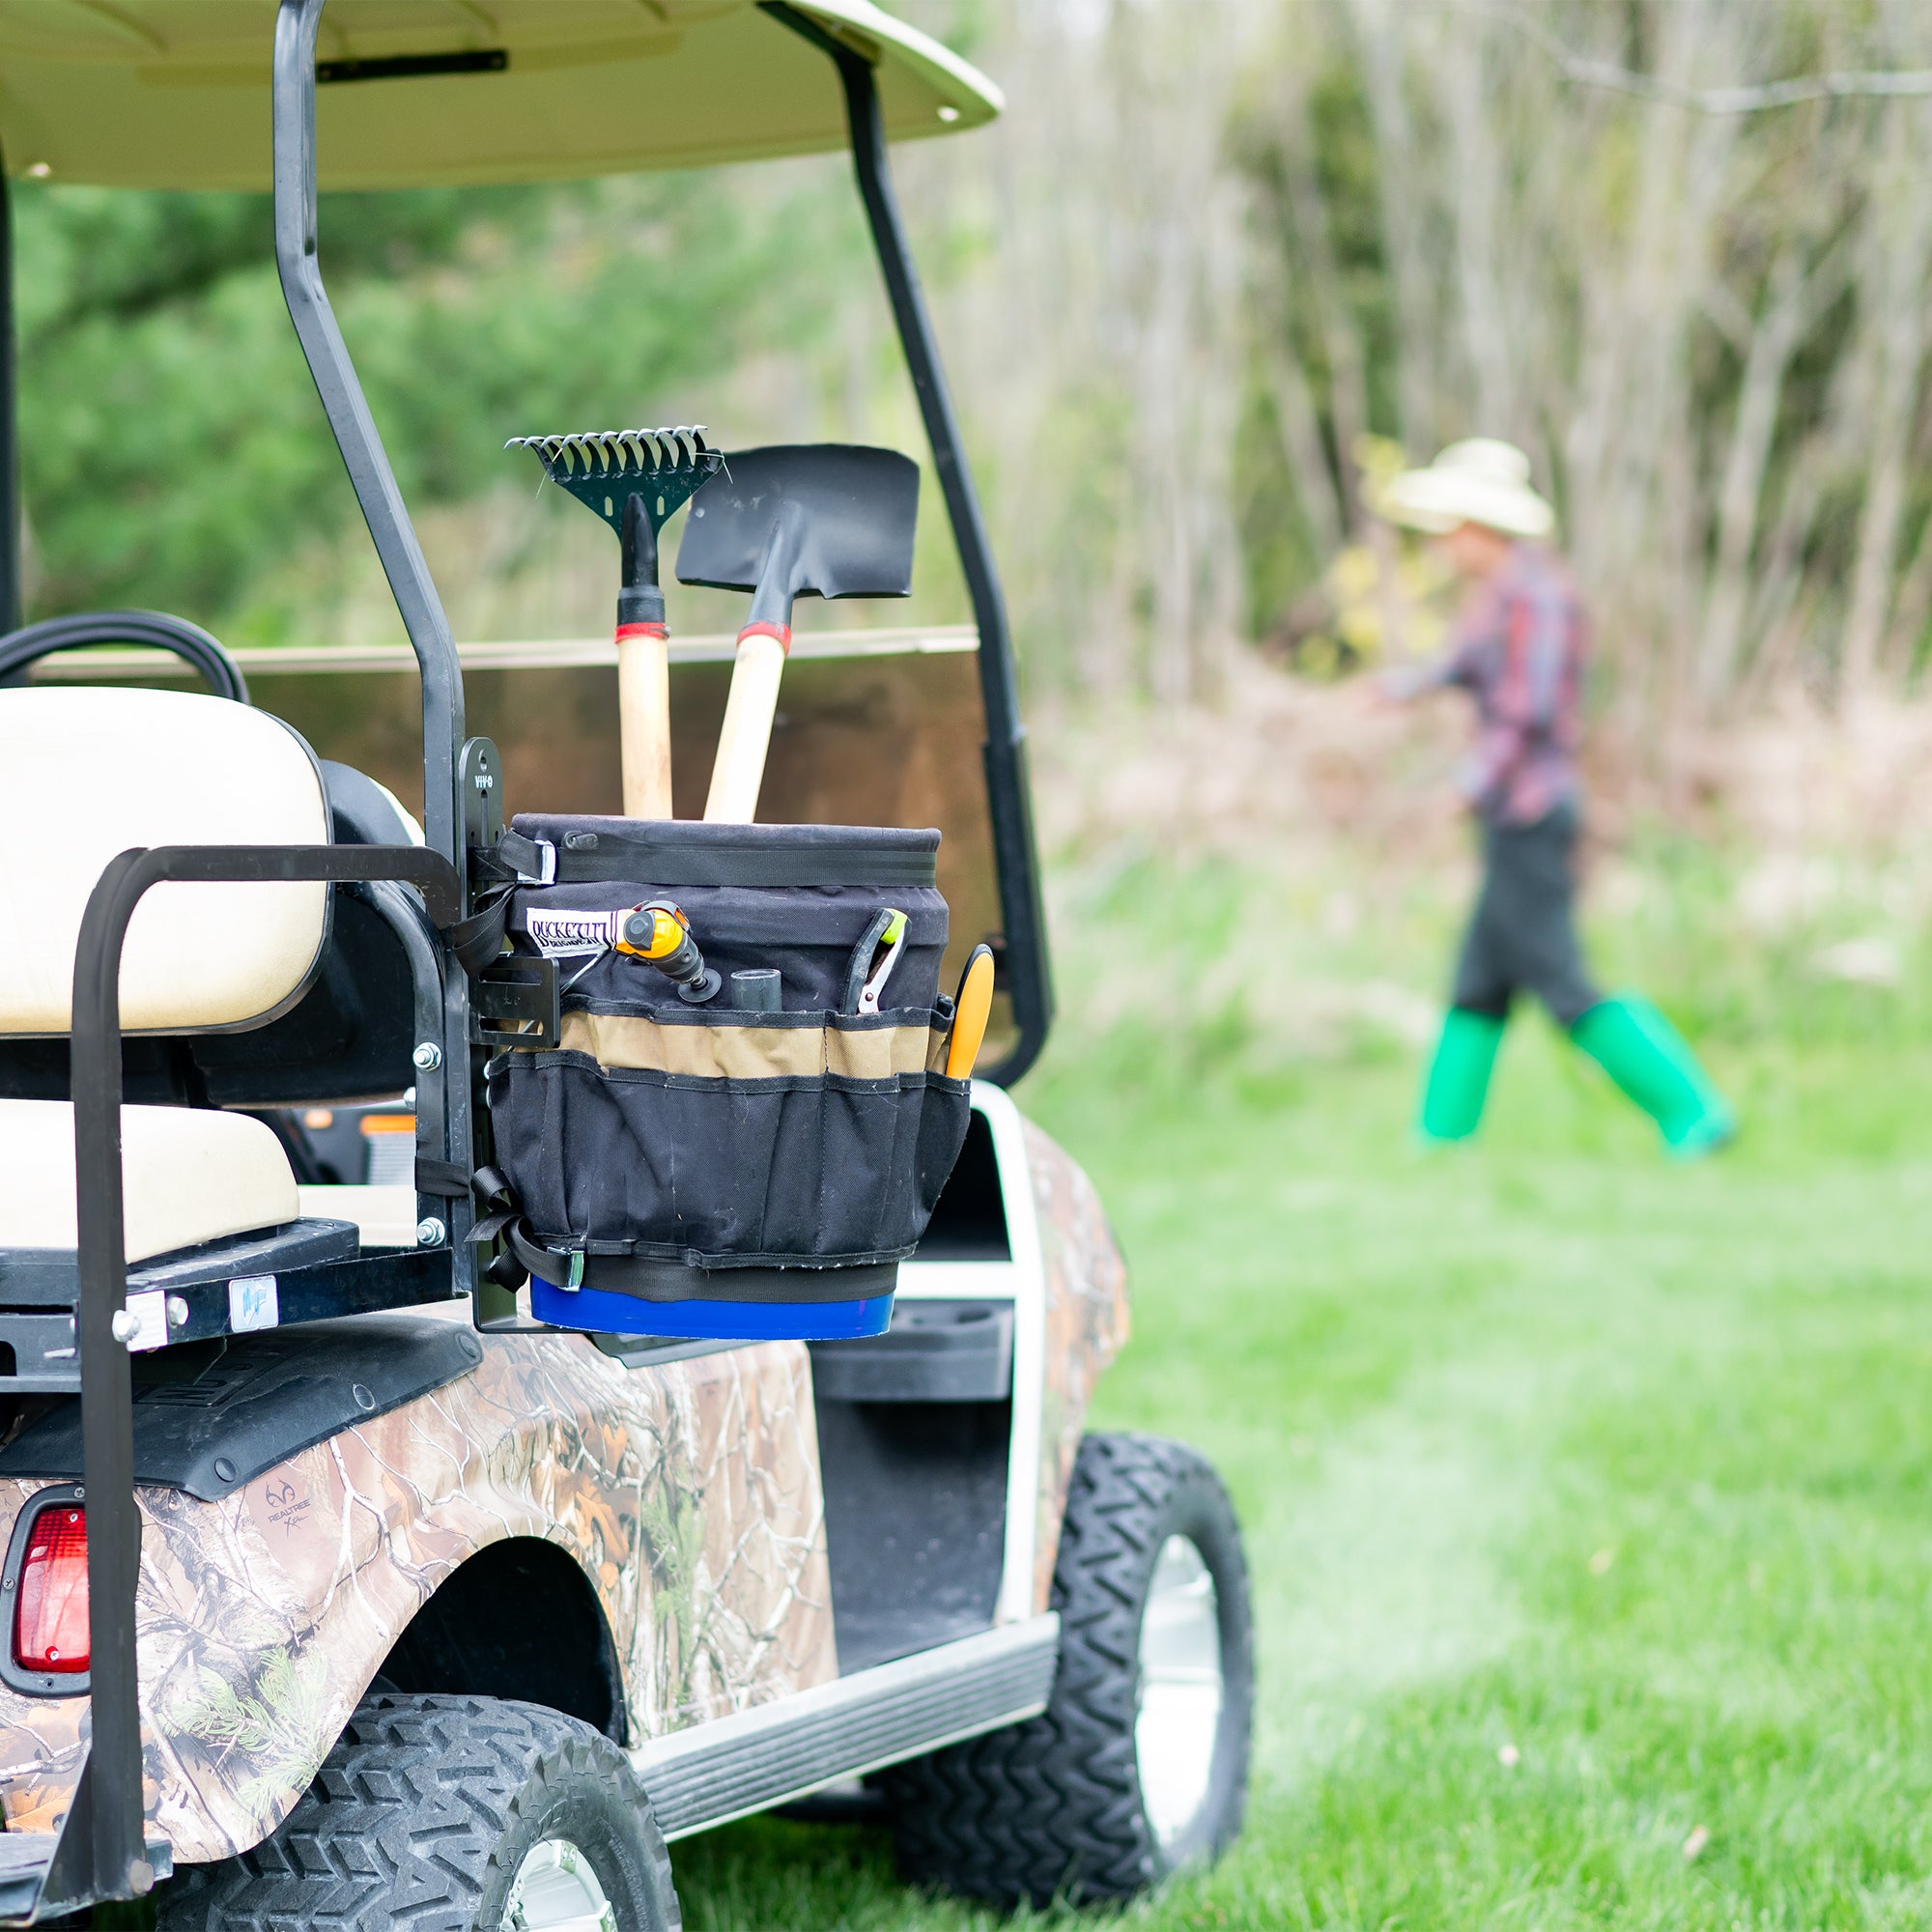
<box><xmin>530</xmin><ymin>1277</ymin><xmax>895</xmax><ymax>1342</ymax></box>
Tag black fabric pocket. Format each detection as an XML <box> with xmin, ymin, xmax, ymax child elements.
<box><xmin>486</xmin><ymin>1017</ymin><xmax>972</xmax><ymax>1270</ymax></box>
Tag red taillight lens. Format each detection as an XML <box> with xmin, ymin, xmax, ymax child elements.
<box><xmin>14</xmin><ymin>1505</ymin><xmax>88</xmax><ymax>1674</ymax></box>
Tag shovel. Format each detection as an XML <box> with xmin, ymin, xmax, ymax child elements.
<box><xmin>677</xmin><ymin>444</ymin><xmax>919</xmax><ymax>823</ymax></box>
<box><xmin>506</xmin><ymin>426</ymin><xmax>724</xmax><ymax>818</ymax></box>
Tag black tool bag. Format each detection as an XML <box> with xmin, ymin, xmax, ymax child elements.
<box><xmin>483</xmin><ymin>816</ymin><xmax>973</xmax><ymax>1297</ymax></box>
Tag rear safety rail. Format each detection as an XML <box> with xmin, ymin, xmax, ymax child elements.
<box><xmin>63</xmin><ymin>839</ymin><xmax>463</xmax><ymax>1907</ymax></box>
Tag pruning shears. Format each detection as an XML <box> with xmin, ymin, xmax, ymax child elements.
<box><xmin>844</xmin><ymin>908</ymin><xmax>909</xmax><ymax>1015</ymax></box>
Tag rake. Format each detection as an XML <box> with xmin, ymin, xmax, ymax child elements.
<box><xmin>506</xmin><ymin>425</ymin><xmax>724</xmax><ymax>818</ymax></box>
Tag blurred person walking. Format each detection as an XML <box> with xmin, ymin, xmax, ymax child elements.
<box><xmin>1379</xmin><ymin>440</ymin><xmax>1735</xmax><ymax>1157</ymax></box>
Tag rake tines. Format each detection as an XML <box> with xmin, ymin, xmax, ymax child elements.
<box><xmin>506</xmin><ymin>424</ymin><xmax>724</xmax><ymax>534</ymax></box>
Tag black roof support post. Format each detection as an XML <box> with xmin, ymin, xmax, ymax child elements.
<box><xmin>0</xmin><ymin>148</ymin><xmax>22</xmax><ymax>636</ymax></box>
<box><xmin>761</xmin><ymin>4</ymin><xmax>1054</xmax><ymax>1087</ymax></box>
<box><xmin>270</xmin><ymin>0</ymin><xmax>478</xmax><ymax>1300</ymax></box>
<box><xmin>271</xmin><ymin>0</ymin><xmax>466</xmax><ymax>871</ymax></box>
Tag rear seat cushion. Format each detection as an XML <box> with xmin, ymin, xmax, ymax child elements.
<box><xmin>0</xmin><ymin>685</ymin><xmax>329</xmax><ymax>1034</ymax></box>
<box><xmin>297</xmin><ymin>1184</ymin><xmax>421</xmax><ymax>1250</ymax></box>
<box><xmin>0</xmin><ymin>1098</ymin><xmax>298</xmax><ymax>1262</ymax></box>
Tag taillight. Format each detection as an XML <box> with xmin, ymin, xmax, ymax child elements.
<box><xmin>14</xmin><ymin>1505</ymin><xmax>88</xmax><ymax>1674</ymax></box>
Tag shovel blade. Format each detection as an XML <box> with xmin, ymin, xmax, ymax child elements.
<box><xmin>675</xmin><ymin>444</ymin><xmax>919</xmax><ymax>602</ymax></box>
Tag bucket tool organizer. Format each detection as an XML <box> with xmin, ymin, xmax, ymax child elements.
<box><xmin>489</xmin><ymin>437</ymin><xmax>965</xmax><ymax>1339</ymax></box>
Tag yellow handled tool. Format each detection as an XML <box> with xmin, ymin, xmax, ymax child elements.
<box><xmin>616</xmin><ymin>899</ymin><xmax>722</xmax><ymax>1004</ymax></box>
<box><xmin>945</xmin><ymin>945</ymin><xmax>996</xmax><ymax>1080</ymax></box>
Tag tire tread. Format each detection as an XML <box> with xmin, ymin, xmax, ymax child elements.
<box><xmin>883</xmin><ymin>1432</ymin><xmax>1251</xmax><ymax>1909</ymax></box>
<box><xmin>159</xmin><ymin>1693</ymin><xmax>675</xmax><ymax>1932</ymax></box>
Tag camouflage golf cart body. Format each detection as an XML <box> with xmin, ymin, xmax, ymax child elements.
<box><xmin>0</xmin><ymin>1100</ymin><xmax>1128</xmax><ymax>1864</ymax></box>
<box><xmin>0</xmin><ymin>5</ymin><xmax>1251</xmax><ymax>1924</ymax></box>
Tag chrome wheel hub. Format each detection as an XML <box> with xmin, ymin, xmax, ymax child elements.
<box><xmin>504</xmin><ymin>1837</ymin><xmax>616</xmax><ymax>1932</ymax></box>
<box><xmin>1134</xmin><ymin>1533</ymin><xmax>1224</xmax><ymax>1854</ymax></box>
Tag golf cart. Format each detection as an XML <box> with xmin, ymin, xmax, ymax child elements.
<box><xmin>0</xmin><ymin>4</ymin><xmax>1253</xmax><ymax>1925</ymax></box>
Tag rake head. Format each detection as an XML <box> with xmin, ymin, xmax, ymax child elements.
<box><xmin>505</xmin><ymin>424</ymin><xmax>724</xmax><ymax>537</ymax></box>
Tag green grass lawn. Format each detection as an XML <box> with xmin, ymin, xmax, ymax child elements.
<box><xmin>675</xmin><ymin>1013</ymin><xmax>1932</xmax><ymax>1930</ymax></box>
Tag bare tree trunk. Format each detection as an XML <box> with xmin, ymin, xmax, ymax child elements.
<box><xmin>1437</xmin><ymin>21</ymin><xmax>1517</xmax><ymax>437</ymax></box>
<box><xmin>1350</xmin><ymin>0</ymin><xmax>1434</xmax><ymax>449</ymax></box>
<box><xmin>1264</xmin><ymin>336</ymin><xmax>1346</xmax><ymax>557</ymax></box>
<box><xmin>1697</xmin><ymin>236</ymin><xmax>1852</xmax><ymax>701</ymax></box>
<box><xmin>1840</xmin><ymin>99</ymin><xmax>1932</xmax><ymax>691</ymax></box>
<box><xmin>1275</xmin><ymin>66</ymin><xmax>1373</xmax><ymax>532</ymax></box>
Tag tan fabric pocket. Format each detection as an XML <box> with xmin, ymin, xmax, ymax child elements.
<box><xmin>557</xmin><ymin>1009</ymin><xmax>936</xmax><ymax>1081</ymax></box>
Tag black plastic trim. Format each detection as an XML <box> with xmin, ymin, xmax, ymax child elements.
<box><xmin>809</xmin><ymin>1298</ymin><xmax>1013</xmax><ymax>1402</ymax></box>
<box><xmin>546</xmin><ymin>838</ymin><xmax>939</xmax><ymax>890</ymax></box>
<box><xmin>589</xmin><ymin>1334</ymin><xmax>748</xmax><ymax>1371</ymax></box>
<box><xmin>318</xmin><ymin>49</ymin><xmax>507</xmax><ymax>84</ymax></box>
<box><xmin>761</xmin><ymin>4</ymin><xmax>1054</xmax><ymax>1086</ymax></box>
<box><xmin>0</xmin><ymin>611</ymin><xmax>248</xmax><ymax>701</ymax></box>
<box><xmin>582</xmin><ymin>1257</ymin><xmax>899</xmax><ymax>1305</ymax></box>
<box><xmin>0</xmin><ymin>1317</ymin><xmax>484</xmax><ymax>1503</ymax></box>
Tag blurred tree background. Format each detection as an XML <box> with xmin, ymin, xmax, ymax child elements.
<box><xmin>14</xmin><ymin>166</ymin><xmax>860</xmax><ymax>639</ymax></box>
<box><xmin>21</xmin><ymin>0</ymin><xmax>1932</xmax><ymax>722</ymax></box>
<box><xmin>918</xmin><ymin>0</ymin><xmax>1932</xmax><ymax>716</ymax></box>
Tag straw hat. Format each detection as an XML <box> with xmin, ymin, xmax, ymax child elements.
<box><xmin>1378</xmin><ymin>439</ymin><xmax>1554</xmax><ymax>539</ymax></box>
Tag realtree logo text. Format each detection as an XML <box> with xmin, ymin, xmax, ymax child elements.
<box><xmin>259</xmin><ymin>1479</ymin><xmax>312</xmax><ymax>1538</ymax></box>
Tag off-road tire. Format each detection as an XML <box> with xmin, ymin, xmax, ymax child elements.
<box><xmin>882</xmin><ymin>1432</ymin><xmax>1253</xmax><ymax>1907</ymax></box>
<box><xmin>156</xmin><ymin>1692</ymin><xmax>679</xmax><ymax>1932</ymax></box>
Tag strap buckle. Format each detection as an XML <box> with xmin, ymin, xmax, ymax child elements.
<box><xmin>498</xmin><ymin>830</ymin><xmax>556</xmax><ymax>886</ymax></box>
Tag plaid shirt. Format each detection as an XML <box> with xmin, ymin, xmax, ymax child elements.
<box><xmin>1415</xmin><ymin>544</ymin><xmax>1585</xmax><ymax>826</ymax></box>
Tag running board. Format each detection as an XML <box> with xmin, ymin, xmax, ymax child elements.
<box><xmin>631</xmin><ymin>1615</ymin><xmax>1059</xmax><ymax>1840</ymax></box>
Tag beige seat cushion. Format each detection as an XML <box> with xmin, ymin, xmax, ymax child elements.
<box><xmin>0</xmin><ymin>1098</ymin><xmax>298</xmax><ymax>1262</ymax></box>
<box><xmin>0</xmin><ymin>686</ymin><xmax>329</xmax><ymax>1034</ymax></box>
<box><xmin>297</xmin><ymin>1184</ymin><xmax>421</xmax><ymax>1251</ymax></box>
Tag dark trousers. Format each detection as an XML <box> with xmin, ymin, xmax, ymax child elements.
<box><xmin>1451</xmin><ymin>804</ymin><xmax>1602</xmax><ymax>1028</ymax></box>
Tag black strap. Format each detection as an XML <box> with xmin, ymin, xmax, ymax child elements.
<box><xmin>582</xmin><ymin>1254</ymin><xmax>899</xmax><ymax>1305</ymax></box>
<box><xmin>412</xmin><ymin>1156</ymin><xmax>471</xmax><ymax>1198</ymax></box>
<box><xmin>449</xmin><ymin>893</ymin><xmax>511</xmax><ymax>977</ymax></box>
<box><xmin>524</xmin><ymin>830</ymin><xmax>937</xmax><ymax>891</ymax></box>
<box><xmin>495</xmin><ymin>829</ymin><xmax>555</xmax><ymax>884</ymax></box>
<box><xmin>468</xmin><ymin>1167</ymin><xmax>582</xmax><ymax>1290</ymax></box>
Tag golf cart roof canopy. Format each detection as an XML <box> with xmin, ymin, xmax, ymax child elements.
<box><xmin>0</xmin><ymin>0</ymin><xmax>1002</xmax><ymax>189</ymax></box>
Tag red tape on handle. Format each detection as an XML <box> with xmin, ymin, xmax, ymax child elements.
<box><xmin>615</xmin><ymin>621</ymin><xmax>668</xmax><ymax>641</ymax></box>
<box><xmin>737</xmin><ymin>621</ymin><xmax>792</xmax><ymax>655</ymax></box>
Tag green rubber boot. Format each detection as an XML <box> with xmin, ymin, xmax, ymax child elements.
<box><xmin>1417</xmin><ymin>1008</ymin><xmax>1505</xmax><ymax>1144</ymax></box>
<box><xmin>1570</xmin><ymin>995</ymin><xmax>1736</xmax><ymax>1158</ymax></box>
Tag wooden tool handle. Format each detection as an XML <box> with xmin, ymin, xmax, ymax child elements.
<box><xmin>703</xmin><ymin>630</ymin><xmax>787</xmax><ymax>823</ymax></box>
<box><xmin>616</xmin><ymin>626</ymin><xmax>672</xmax><ymax>820</ymax></box>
